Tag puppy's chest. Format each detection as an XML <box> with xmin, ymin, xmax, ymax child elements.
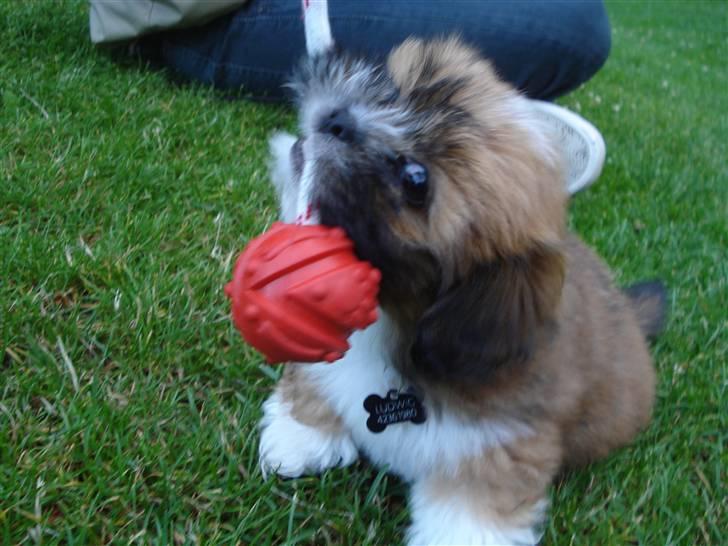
<box><xmin>302</xmin><ymin>316</ymin><xmax>523</xmax><ymax>481</ymax></box>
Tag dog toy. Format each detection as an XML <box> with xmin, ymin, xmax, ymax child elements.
<box><xmin>224</xmin><ymin>1</ymin><xmax>377</xmax><ymax>364</ymax></box>
<box><xmin>225</xmin><ymin>222</ymin><xmax>381</xmax><ymax>364</ymax></box>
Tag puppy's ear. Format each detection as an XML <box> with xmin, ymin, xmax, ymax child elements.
<box><xmin>411</xmin><ymin>245</ymin><xmax>564</xmax><ymax>383</ymax></box>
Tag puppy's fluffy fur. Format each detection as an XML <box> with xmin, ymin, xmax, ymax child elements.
<box><xmin>259</xmin><ymin>38</ymin><xmax>665</xmax><ymax>545</ymax></box>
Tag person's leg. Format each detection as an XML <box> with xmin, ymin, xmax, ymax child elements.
<box><xmin>147</xmin><ymin>0</ymin><xmax>610</xmax><ymax>101</ymax></box>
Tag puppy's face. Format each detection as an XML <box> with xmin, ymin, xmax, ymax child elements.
<box><xmin>289</xmin><ymin>38</ymin><xmax>567</xmax><ymax>384</ymax></box>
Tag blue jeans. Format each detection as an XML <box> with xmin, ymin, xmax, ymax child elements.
<box><xmin>149</xmin><ymin>0</ymin><xmax>611</xmax><ymax>101</ymax></box>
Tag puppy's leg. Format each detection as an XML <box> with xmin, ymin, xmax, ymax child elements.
<box><xmin>259</xmin><ymin>366</ymin><xmax>357</xmax><ymax>478</ymax></box>
<box><xmin>406</xmin><ymin>430</ymin><xmax>561</xmax><ymax>546</ymax></box>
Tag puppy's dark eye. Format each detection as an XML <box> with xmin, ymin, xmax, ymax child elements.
<box><xmin>398</xmin><ymin>158</ymin><xmax>429</xmax><ymax>208</ymax></box>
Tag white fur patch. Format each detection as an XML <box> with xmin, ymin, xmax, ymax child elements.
<box><xmin>349</xmin><ymin>103</ymin><xmax>407</xmax><ymax>140</ymax></box>
<box><xmin>299</xmin><ymin>89</ymin><xmax>406</xmax><ymax>144</ymax></box>
<box><xmin>407</xmin><ymin>480</ymin><xmax>544</xmax><ymax>546</ymax></box>
<box><xmin>300</xmin><ymin>314</ymin><xmax>530</xmax><ymax>483</ymax></box>
<box><xmin>259</xmin><ymin>390</ymin><xmax>358</xmax><ymax>478</ymax></box>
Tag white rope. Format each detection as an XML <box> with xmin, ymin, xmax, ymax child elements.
<box><xmin>295</xmin><ymin>159</ymin><xmax>318</xmax><ymax>224</ymax></box>
<box><xmin>296</xmin><ymin>0</ymin><xmax>333</xmax><ymax>224</ymax></box>
<box><xmin>302</xmin><ymin>0</ymin><xmax>333</xmax><ymax>56</ymax></box>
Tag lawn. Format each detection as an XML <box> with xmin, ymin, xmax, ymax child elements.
<box><xmin>1</xmin><ymin>1</ymin><xmax>725</xmax><ymax>544</ymax></box>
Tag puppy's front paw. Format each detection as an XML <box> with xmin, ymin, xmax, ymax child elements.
<box><xmin>406</xmin><ymin>480</ymin><xmax>543</xmax><ymax>546</ymax></box>
<box><xmin>259</xmin><ymin>391</ymin><xmax>358</xmax><ymax>478</ymax></box>
<box><xmin>406</xmin><ymin>516</ymin><xmax>540</xmax><ymax>546</ymax></box>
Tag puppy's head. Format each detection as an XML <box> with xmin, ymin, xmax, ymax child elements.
<box><xmin>287</xmin><ymin>38</ymin><xmax>567</xmax><ymax>384</ymax></box>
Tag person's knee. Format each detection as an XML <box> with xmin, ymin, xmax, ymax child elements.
<box><xmin>576</xmin><ymin>1</ymin><xmax>612</xmax><ymax>74</ymax></box>
<box><xmin>536</xmin><ymin>1</ymin><xmax>612</xmax><ymax>99</ymax></box>
<box><xmin>458</xmin><ymin>0</ymin><xmax>613</xmax><ymax>99</ymax></box>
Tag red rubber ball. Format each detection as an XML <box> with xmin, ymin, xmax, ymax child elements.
<box><xmin>225</xmin><ymin>222</ymin><xmax>381</xmax><ymax>364</ymax></box>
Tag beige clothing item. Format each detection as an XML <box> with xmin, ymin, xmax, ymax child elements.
<box><xmin>89</xmin><ymin>0</ymin><xmax>247</xmax><ymax>44</ymax></box>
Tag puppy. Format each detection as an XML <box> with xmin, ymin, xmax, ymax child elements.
<box><xmin>259</xmin><ymin>37</ymin><xmax>665</xmax><ymax>545</ymax></box>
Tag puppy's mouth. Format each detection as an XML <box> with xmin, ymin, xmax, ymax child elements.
<box><xmin>288</xmin><ymin>133</ymin><xmax>371</xmax><ymax>258</ymax></box>
<box><xmin>289</xmin><ymin>132</ymin><xmax>350</xmax><ymax>211</ymax></box>
<box><xmin>289</xmin><ymin>134</ymin><xmax>344</xmax><ymax>225</ymax></box>
<box><xmin>289</xmin><ymin>134</ymin><xmax>340</xmax><ymax>182</ymax></box>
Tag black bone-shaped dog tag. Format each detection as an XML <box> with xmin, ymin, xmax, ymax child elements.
<box><xmin>364</xmin><ymin>389</ymin><xmax>426</xmax><ymax>433</ymax></box>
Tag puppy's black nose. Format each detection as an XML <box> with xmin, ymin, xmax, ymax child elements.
<box><xmin>320</xmin><ymin>109</ymin><xmax>357</xmax><ymax>142</ymax></box>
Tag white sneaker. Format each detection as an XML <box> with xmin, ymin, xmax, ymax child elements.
<box><xmin>531</xmin><ymin>100</ymin><xmax>606</xmax><ymax>194</ymax></box>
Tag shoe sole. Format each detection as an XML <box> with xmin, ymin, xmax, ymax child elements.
<box><xmin>531</xmin><ymin>101</ymin><xmax>606</xmax><ymax>194</ymax></box>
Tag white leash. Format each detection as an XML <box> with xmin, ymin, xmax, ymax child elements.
<box><xmin>295</xmin><ymin>0</ymin><xmax>334</xmax><ymax>225</ymax></box>
<box><xmin>303</xmin><ymin>0</ymin><xmax>333</xmax><ymax>56</ymax></box>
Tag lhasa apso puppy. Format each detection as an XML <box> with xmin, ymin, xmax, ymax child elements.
<box><xmin>259</xmin><ymin>37</ymin><xmax>665</xmax><ymax>545</ymax></box>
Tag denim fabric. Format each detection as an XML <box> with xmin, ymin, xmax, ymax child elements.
<box><xmin>152</xmin><ymin>0</ymin><xmax>611</xmax><ymax>101</ymax></box>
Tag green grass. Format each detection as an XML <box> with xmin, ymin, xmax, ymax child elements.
<box><xmin>1</xmin><ymin>1</ymin><xmax>725</xmax><ymax>544</ymax></box>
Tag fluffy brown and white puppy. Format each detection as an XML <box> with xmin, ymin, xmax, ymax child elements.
<box><xmin>260</xmin><ymin>37</ymin><xmax>665</xmax><ymax>545</ymax></box>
